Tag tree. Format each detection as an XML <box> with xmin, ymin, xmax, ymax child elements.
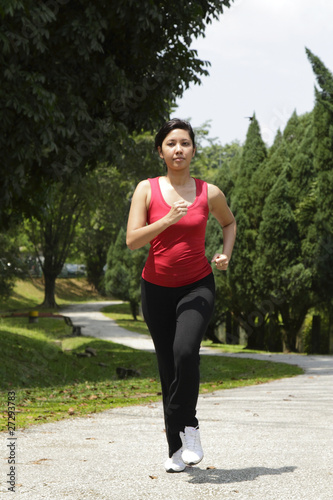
<box><xmin>204</xmin><ymin>143</ymin><xmax>241</xmax><ymax>343</ymax></box>
<box><xmin>229</xmin><ymin>115</ymin><xmax>267</xmax><ymax>348</ymax></box>
<box><xmin>76</xmin><ymin>132</ymin><xmax>163</xmax><ymax>293</ymax></box>
<box><xmin>26</xmin><ymin>182</ymin><xmax>88</xmax><ymax>308</ymax></box>
<box><xmin>0</xmin><ymin>0</ymin><xmax>234</xmax><ymax>228</ymax></box>
<box><xmin>306</xmin><ymin>48</ymin><xmax>333</xmax><ymax>352</ymax></box>
<box><xmin>75</xmin><ymin>166</ymin><xmax>131</xmax><ymax>294</ymax></box>
<box><xmin>105</xmin><ymin>228</ymin><xmax>148</xmax><ymax>320</ymax></box>
<box><xmin>254</xmin><ymin>167</ymin><xmax>312</xmax><ymax>352</ymax></box>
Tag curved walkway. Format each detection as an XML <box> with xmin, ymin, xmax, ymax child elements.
<box><xmin>1</xmin><ymin>301</ymin><xmax>332</xmax><ymax>499</ymax></box>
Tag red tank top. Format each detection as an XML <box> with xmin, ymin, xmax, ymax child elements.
<box><xmin>142</xmin><ymin>177</ymin><xmax>212</xmax><ymax>287</ymax></box>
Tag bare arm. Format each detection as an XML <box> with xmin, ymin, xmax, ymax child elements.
<box><xmin>208</xmin><ymin>183</ymin><xmax>237</xmax><ymax>270</ymax></box>
<box><xmin>126</xmin><ymin>180</ymin><xmax>189</xmax><ymax>250</ymax></box>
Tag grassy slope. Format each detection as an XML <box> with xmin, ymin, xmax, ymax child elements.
<box><xmin>0</xmin><ymin>277</ymin><xmax>106</xmax><ymax>312</ymax></box>
<box><xmin>0</xmin><ymin>279</ymin><xmax>304</xmax><ymax>432</ymax></box>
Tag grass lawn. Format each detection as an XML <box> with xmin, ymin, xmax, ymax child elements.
<box><xmin>0</xmin><ymin>279</ymin><xmax>304</xmax><ymax>433</ymax></box>
<box><xmin>0</xmin><ymin>277</ymin><xmax>107</xmax><ymax>313</ymax></box>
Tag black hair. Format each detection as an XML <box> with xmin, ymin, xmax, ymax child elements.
<box><xmin>154</xmin><ymin>118</ymin><xmax>196</xmax><ymax>150</ymax></box>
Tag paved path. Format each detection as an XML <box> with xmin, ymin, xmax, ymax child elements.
<box><xmin>1</xmin><ymin>302</ymin><xmax>332</xmax><ymax>499</ymax></box>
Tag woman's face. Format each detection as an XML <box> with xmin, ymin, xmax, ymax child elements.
<box><xmin>158</xmin><ymin>129</ymin><xmax>195</xmax><ymax>171</ymax></box>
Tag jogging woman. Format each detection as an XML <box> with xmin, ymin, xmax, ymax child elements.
<box><xmin>126</xmin><ymin>118</ymin><xmax>236</xmax><ymax>472</ymax></box>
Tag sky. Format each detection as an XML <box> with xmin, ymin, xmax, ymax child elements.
<box><xmin>173</xmin><ymin>0</ymin><xmax>333</xmax><ymax>146</ymax></box>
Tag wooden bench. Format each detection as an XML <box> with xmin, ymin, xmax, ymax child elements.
<box><xmin>63</xmin><ymin>316</ymin><xmax>83</xmax><ymax>336</ymax></box>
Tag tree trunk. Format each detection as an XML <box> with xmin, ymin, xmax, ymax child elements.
<box><xmin>40</xmin><ymin>272</ymin><xmax>58</xmax><ymax>308</ymax></box>
<box><xmin>204</xmin><ymin>322</ymin><xmax>222</xmax><ymax>344</ymax></box>
<box><xmin>225</xmin><ymin>311</ymin><xmax>234</xmax><ymax>344</ymax></box>
<box><xmin>265</xmin><ymin>315</ymin><xmax>283</xmax><ymax>352</ymax></box>
<box><xmin>311</xmin><ymin>315</ymin><xmax>321</xmax><ymax>354</ymax></box>
<box><xmin>231</xmin><ymin>315</ymin><xmax>240</xmax><ymax>345</ymax></box>
<box><xmin>280</xmin><ymin>303</ymin><xmax>308</xmax><ymax>353</ymax></box>
<box><xmin>329</xmin><ymin>301</ymin><xmax>333</xmax><ymax>355</ymax></box>
<box><xmin>243</xmin><ymin>321</ymin><xmax>265</xmax><ymax>350</ymax></box>
<box><xmin>129</xmin><ymin>300</ymin><xmax>138</xmax><ymax>321</ymax></box>
<box><xmin>280</xmin><ymin>305</ymin><xmax>296</xmax><ymax>352</ymax></box>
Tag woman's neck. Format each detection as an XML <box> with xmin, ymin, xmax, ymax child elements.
<box><xmin>165</xmin><ymin>170</ymin><xmax>192</xmax><ymax>186</ymax></box>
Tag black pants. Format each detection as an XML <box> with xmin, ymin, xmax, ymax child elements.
<box><xmin>141</xmin><ymin>273</ymin><xmax>215</xmax><ymax>457</ymax></box>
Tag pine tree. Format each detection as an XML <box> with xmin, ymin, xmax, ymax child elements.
<box><xmin>254</xmin><ymin>167</ymin><xmax>312</xmax><ymax>352</ymax></box>
<box><xmin>229</xmin><ymin>115</ymin><xmax>267</xmax><ymax>348</ymax></box>
<box><xmin>306</xmin><ymin>48</ymin><xmax>333</xmax><ymax>352</ymax></box>
<box><xmin>204</xmin><ymin>144</ymin><xmax>241</xmax><ymax>344</ymax></box>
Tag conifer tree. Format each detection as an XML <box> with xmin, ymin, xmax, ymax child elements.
<box><xmin>204</xmin><ymin>143</ymin><xmax>241</xmax><ymax>343</ymax></box>
<box><xmin>306</xmin><ymin>48</ymin><xmax>333</xmax><ymax>351</ymax></box>
<box><xmin>229</xmin><ymin>115</ymin><xmax>267</xmax><ymax>349</ymax></box>
<box><xmin>254</xmin><ymin>168</ymin><xmax>312</xmax><ymax>351</ymax></box>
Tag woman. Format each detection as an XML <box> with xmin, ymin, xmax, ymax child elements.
<box><xmin>126</xmin><ymin>118</ymin><xmax>236</xmax><ymax>473</ymax></box>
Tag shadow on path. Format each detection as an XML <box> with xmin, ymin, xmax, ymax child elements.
<box><xmin>185</xmin><ymin>465</ymin><xmax>297</xmax><ymax>484</ymax></box>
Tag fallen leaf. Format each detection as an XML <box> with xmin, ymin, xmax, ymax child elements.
<box><xmin>30</xmin><ymin>458</ymin><xmax>50</xmax><ymax>465</ymax></box>
<box><xmin>206</xmin><ymin>466</ymin><xmax>216</xmax><ymax>470</ymax></box>
<box><xmin>149</xmin><ymin>475</ymin><xmax>158</xmax><ymax>479</ymax></box>
<box><xmin>68</xmin><ymin>408</ymin><xmax>75</xmax><ymax>415</ymax></box>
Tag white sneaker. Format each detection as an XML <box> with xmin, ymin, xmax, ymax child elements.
<box><xmin>164</xmin><ymin>448</ymin><xmax>186</xmax><ymax>473</ymax></box>
<box><xmin>180</xmin><ymin>426</ymin><xmax>203</xmax><ymax>465</ymax></box>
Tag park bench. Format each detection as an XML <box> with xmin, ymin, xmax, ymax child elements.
<box><xmin>62</xmin><ymin>316</ymin><xmax>83</xmax><ymax>336</ymax></box>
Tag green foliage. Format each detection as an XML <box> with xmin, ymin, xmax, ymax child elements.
<box><xmin>75</xmin><ymin>166</ymin><xmax>131</xmax><ymax>293</ymax></box>
<box><xmin>105</xmin><ymin>227</ymin><xmax>148</xmax><ymax>319</ymax></box>
<box><xmin>204</xmin><ymin>149</ymin><xmax>240</xmax><ymax>341</ymax></box>
<box><xmin>254</xmin><ymin>168</ymin><xmax>312</xmax><ymax>351</ymax></box>
<box><xmin>229</xmin><ymin>115</ymin><xmax>268</xmax><ymax>325</ymax></box>
<box><xmin>0</xmin><ymin>0</ymin><xmax>234</xmax><ymax>227</ymax></box>
<box><xmin>0</xmin><ymin>232</ymin><xmax>26</xmax><ymax>301</ymax></box>
<box><xmin>77</xmin><ymin>133</ymin><xmax>163</xmax><ymax>293</ymax></box>
<box><xmin>25</xmin><ymin>181</ymin><xmax>89</xmax><ymax>307</ymax></box>
<box><xmin>306</xmin><ymin>49</ymin><xmax>333</xmax><ymax>328</ymax></box>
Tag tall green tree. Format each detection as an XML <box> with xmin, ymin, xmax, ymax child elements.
<box><xmin>254</xmin><ymin>166</ymin><xmax>312</xmax><ymax>352</ymax></box>
<box><xmin>0</xmin><ymin>0</ymin><xmax>234</xmax><ymax>228</ymax></box>
<box><xmin>204</xmin><ymin>143</ymin><xmax>241</xmax><ymax>343</ymax></box>
<box><xmin>306</xmin><ymin>48</ymin><xmax>333</xmax><ymax>351</ymax></box>
<box><xmin>229</xmin><ymin>115</ymin><xmax>267</xmax><ymax>348</ymax></box>
<box><xmin>76</xmin><ymin>166</ymin><xmax>131</xmax><ymax>294</ymax></box>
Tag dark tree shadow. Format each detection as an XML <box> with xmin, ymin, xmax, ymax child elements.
<box><xmin>184</xmin><ymin>465</ymin><xmax>297</xmax><ymax>484</ymax></box>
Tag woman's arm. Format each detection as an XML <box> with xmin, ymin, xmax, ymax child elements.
<box><xmin>208</xmin><ymin>183</ymin><xmax>237</xmax><ymax>270</ymax></box>
<box><xmin>126</xmin><ymin>180</ymin><xmax>189</xmax><ymax>250</ymax></box>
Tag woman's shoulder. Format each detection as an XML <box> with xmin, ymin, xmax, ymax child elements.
<box><xmin>137</xmin><ymin>177</ymin><xmax>160</xmax><ymax>188</ymax></box>
<box><xmin>207</xmin><ymin>183</ymin><xmax>226</xmax><ymax>207</ymax></box>
<box><xmin>133</xmin><ymin>179</ymin><xmax>153</xmax><ymax>209</ymax></box>
<box><xmin>135</xmin><ymin>178</ymin><xmax>152</xmax><ymax>192</ymax></box>
<box><xmin>207</xmin><ymin>182</ymin><xmax>224</xmax><ymax>195</ymax></box>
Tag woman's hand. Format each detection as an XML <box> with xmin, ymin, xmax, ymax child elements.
<box><xmin>126</xmin><ymin>181</ymin><xmax>190</xmax><ymax>250</ymax></box>
<box><xmin>166</xmin><ymin>200</ymin><xmax>189</xmax><ymax>225</ymax></box>
<box><xmin>211</xmin><ymin>253</ymin><xmax>229</xmax><ymax>271</ymax></box>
